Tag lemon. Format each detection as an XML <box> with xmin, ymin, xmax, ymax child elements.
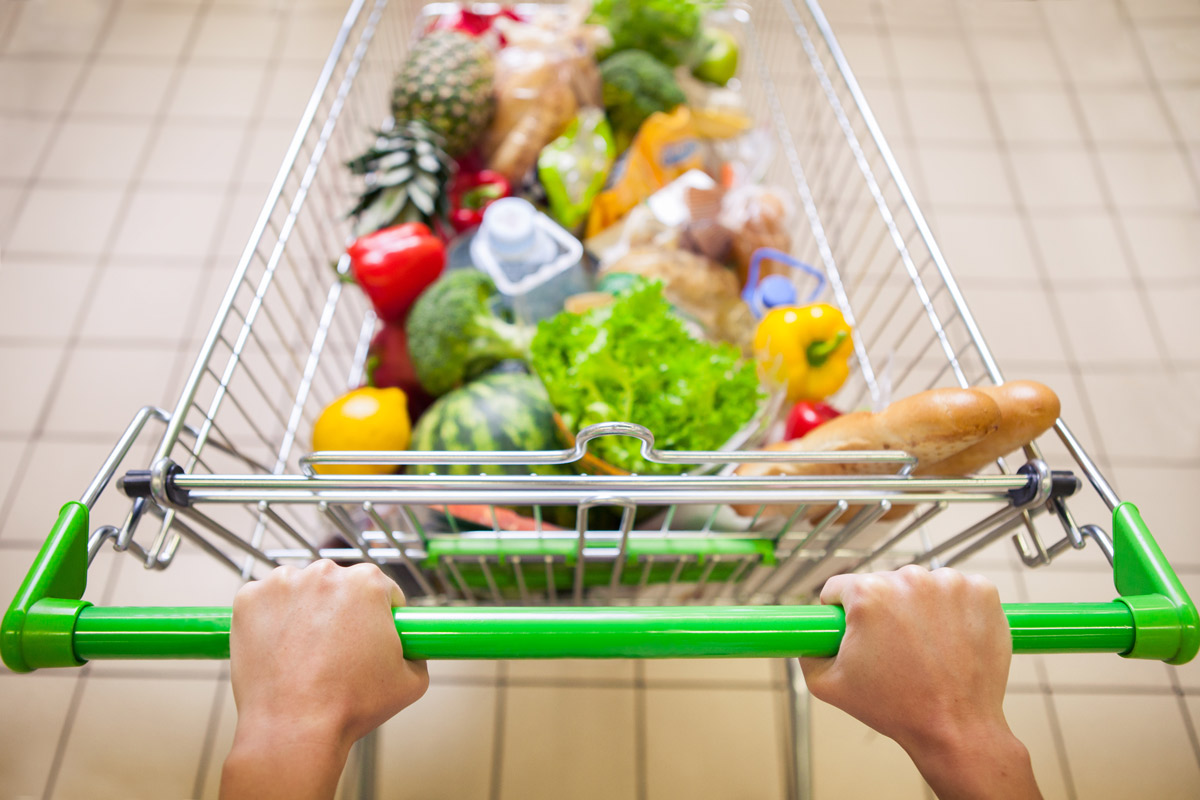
<box><xmin>311</xmin><ymin>387</ymin><xmax>411</xmax><ymax>475</ymax></box>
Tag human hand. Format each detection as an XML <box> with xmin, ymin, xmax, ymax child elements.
<box><xmin>799</xmin><ymin>566</ymin><xmax>1040</xmax><ymax>800</ymax></box>
<box><xmin>221</xmin><ymin>560</ymin><xmax>428</xmax><ymax>800</ymax></box>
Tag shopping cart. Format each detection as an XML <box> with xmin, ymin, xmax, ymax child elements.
<box><xmin>3</xmin><ymin>1</ymin><xmax>1196</xmax><ymax>798</ymax></box>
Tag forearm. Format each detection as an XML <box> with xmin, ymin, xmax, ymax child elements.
<box><xmin>905</xmin><ymin>722</ymin><xmax>1042</xmax><ymax>800</ymax></box>
<box><xmin>220</xmin><ymin>715</ymin><xmax>352</xmax><ymax>800</ymax></box>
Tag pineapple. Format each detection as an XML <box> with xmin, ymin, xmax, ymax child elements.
<box><xmin>346</xmin><ymin>121</ymin><xmax>455</xmax><ymax>236</ymax></box>
<box><xmin>391</xmin><ymin>30</ymin><xmax>495</xmax><ymax>157</ymax></box>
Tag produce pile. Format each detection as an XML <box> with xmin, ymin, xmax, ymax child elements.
<box><xmin>313</xmin><ymin>1</ymin><xmax>1064</xmax><ymax>526</ymax></box>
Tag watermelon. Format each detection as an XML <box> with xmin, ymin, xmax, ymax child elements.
<box><xmin>408</xmin><ymin>372</ymin><xmax>571</xmax><ymax>477</ymax></box>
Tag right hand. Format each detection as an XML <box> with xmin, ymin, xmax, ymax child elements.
<box><xmin>799</xmin><ymin>566</ymin><xmax>1041</xmax><ymax>800</ymax></box>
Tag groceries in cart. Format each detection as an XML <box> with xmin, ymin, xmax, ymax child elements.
<box><xmin>322</xmin><ymin>0</ymin><xmax>1066</xmax><ymax>534</ymax></box>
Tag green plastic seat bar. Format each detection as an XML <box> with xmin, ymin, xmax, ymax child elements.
<box><xmin>71</xmin><ymin>602</ymin><xmax>1135</xmax><ymax>661</ymax></box>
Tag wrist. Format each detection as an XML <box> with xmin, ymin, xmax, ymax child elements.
<box><xmin>223</xmin><ymin>707</ymin><xmax>355</xmax><ymax>793</ymax></box>
<box><xmin>902</xmin><ymin>717</ymin><xmax>1038</xmax><ymax>800</ymax></box>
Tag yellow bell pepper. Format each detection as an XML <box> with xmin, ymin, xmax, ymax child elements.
<box><xmin>753</xmin><ymin>303</ymin><xmax>854</xmax><ymax>402</ymax></box>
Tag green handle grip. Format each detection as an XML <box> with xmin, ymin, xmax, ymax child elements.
<box><xmin>69</xmin><ymin>602</ymin><xmax>1136</xmax><ymax>662</ymax></box>
<box><xmin>4</xmin><ymin>500</ymin><xmax>1197</xmax><ymax>671</ymax></box>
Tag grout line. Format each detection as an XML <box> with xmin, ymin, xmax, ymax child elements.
<box><xmin>192</xmin><ymin>671</ymin><xmax>231</xmax><ymax>800</ymax></box>
<box><xmin>1040</xmin><ymin>690</ymin><xmax>1079</xmax><ymax>800</ymax></box>
<box><xmin>1115</xmin><ymin>0</ymin><xmax>1200</xmax><ymax>200</ymax></box>
<box><xmin>39</xmin><ymin>667</ymin><xmax>91</xmax><ymax>800</ymax></box>
<box><xmin>633</xmin><ymin>661</ymin><xmax>648</xmax><ymax>800</ymax></box>
<box><xmin>488</xmin><ymin>662</ymin><xmax>507</xmax><ymax>800</ymax></box>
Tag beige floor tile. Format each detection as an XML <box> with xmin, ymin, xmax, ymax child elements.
<box><xmin>0</xmin><ymin>438</ymin><xmax>132</xmax><ymax>546</ymax></box>
<box><xmin>1078</xmin><ymin>88</ymin><xmax>1176</xmax><ymax>144</ymax></box>
<box><xmin>0</xmin><ymin>671</ymin><xmax>81</xmax><ymax>797</ymax></box>
<box><xmin>0</xmin><ymin>116</ymin><xmax>54</xmax><ymax>180</ymax></box>
<box><xmin>989</xmin><ymin>87</ymin><xmax>1084</xmax><ymax>145</ymax></box>
<box><xmin>40</xmin><ymin>119</ymin><xmax>153</xmax><ymax>184</ymax></box>
<box><xmin>642</xmin><ymin>657</ymin><xmax>779</xmax><ymax>686</ymax></box>
<box><xmin>902</xmin><ymin>86</ymin><xmax>994</xmax><ymax>143</ymax></box>
<box><xmin>959</xmin><ymin>285</ymin><xmax>1068</xmax><ymax>366</ymax></box>
<box><xmin>1098</xmin><ymin>148</ymin><xmax>1199</xmax><ymax>210</ymax></box>
<box><xmin>1023</xmin><ymin>566</ymin><xmax>1178</xmax><ymax>689</ymax></box>
<box><xmin>213</xmin><ymin>188</ymin><xmax>271</xmax><ymax>259</ymax></box>
<box><xmin>376</xmin><ymin>682</ymin><xmax>497</xmax><ymax>800</ymax></box>
<box><xmin>191</xmin><ymin>7</ymin><xmax>284</xmax><ymax>61</ymax></box>
<box><xmin>142</xmin><ymin>120</ymin><xmax>247</xmax><ymax>187</ymax></box>
<box><xmin>499</xmin><ymin>685</ymin><xmax>636</xmax><ymax>800</ymax></box>
<box><xmin>426</xmin><ymin>658</ymin><xmax>500</xmax><ymax>681</ymax></box>
<box><xmin>71</xmin><ymin>60</ymin><xmax>175</xmax><ymax>117</ymax></box>
<box><xmin>809</xmin><ymin>698</ymin><xmax>928</xmax><ymax>799</ymax></box>
<box><xmin>890</xmin><ymin>33</ymin><xmax>975</xmax><ymax>84</ymax></box>
<box><xmin>645</xmin><ymin>687</ymin><xmax>785</xmax><ymax>800</ymax></box>
<box><xmin>1144</xmin><ymin>284</ymin><xmax>1200</xmax><ymax>363</ymax></box>
<box><xmin>0</xmin><ymin>541</ymin><xmax>40</xmax><ymax>633</ymax></box>
<box><xmin>1031</xmin><ymin>212</ymin><xmax>1131</xmax><ymax>283</ymax></box>
<box><xmin>0</xmin><ymin>260</ymin><xmax>95</xmax><ymax>340</ymax></box>
<box><xmin>505</xmin><ymin>658</ymin><xmax>636</xmax><ymax>683</ymax></box>
<box><xmin>1079</xmin><ymin>370</ymin><xmax>1200</xmax><ymax>462</ymax></box>
<box><xmin>99</xmin><ymin>2</ymin><xmax>197</xmax><ymax>58</ymax></box>
<box><xmin>931</xmin><ymin>209</ymin><xmax>1040</xmax><ymax>282</ymax></box>
<box><xmin>973</xmin><ymin>34</ymin><xmax>1064</xmax><ymax>85</ymax></box>
<box><xmin>0</xmin><ymin>57</ymin><xmax>84</xmax><ymax>114</ymax></box>
<box><xmin>1052</xmin><ymin>693</ymin><xmax>1200</xmax><ymax>798</ymax></box>
<box><xmin>51</xmin><ymin>676</ymin><xmax>219</xmax><ymax>800</ymax></box>
<box><xmin>111</xmin><ymin>187</ymin><xmax>226</xmax><ymax>259</ymax></box>
<box><xmin>279</xmin><ymin>10</ymin><xmax>342</xmax><ymax>62</ymax></box>
<box><xmin>0</xmin><ymin>343</ymin><xmax>63</xmax><ymax>437</ymax></box>
<box><xmin>42</xmin><ymin>344</ymin><xmax>176</xmax><ymax>438</ymax></box>
<box><xmin>78</xmin><ymin>264</ymin><xmax>204</xmax><ymax>343</ymax></box>
<box><xmin>960</xmin><ymin>0</ymin><xmax>1044</xmax><ymax>32</ymax></box>
<box><xmin>1121</xmin><ymin>211</ymin><xmax>1200</xmax><ymax>282</ymax></box>
<box><xmin>0</xmin><ymin>184</ymin><xmax>22</xmax><ymax>247</ymax></box>
<box><xmin>1045</xmin><ymin>20</ymin><xmax>1147</xmax><ymax>86</ymax></box>
<box><xmin>915</xmin><ymin>144</ymin><xmax>1014</xmax><ymax>207</ymax></box>
<box><xmin>8</xmin><ymin>185</ymin><xmax>124</xmax><ymax>256</ymax></box>
<box><xmin>1009</xmin><ymin>147</ymin><xmax>1105</xmax><ymax>209</ymax></box>
<box><xmin>5</xmin><ymin>0</ymin><xmax>109</xmax><ymax>56</ymax></box>
<box><xmin>1162</xmin><ymin>86</ymin><xmax>1200</xmax><ymax>141</ymax></box>
<box><xmin>1125</xmin><ymin>0</ymin><xmax>1200</xmax><ymax>21</ymax></box>
<box><xmin>1109</xmin><ymin>464</ymin><xmax>1200</xmax><ymax>568</ymax></box>
<box><xmin>239</xmin><ymin>122</ymin><xmax>297</xmax><ymax>190</ymax></box>
<box><xmin>261</xmin><ymin>62</ymin><xmax>323</xmax><ymax>122</ymax></box>
<box><xmin>166</xmin><ymin>62</ymin><xmax>269</xmax><ymax>121</ymax></box>
<box><xmin>1002</xmin><ymin>693</ymin><xmax>1072</xmax><ymax>800</ymax></box>
<box><xmin>1054</xmin><ymin>284</ymin><xmax>1163</xmax><ymax>366</ymax></box>
<box><xmin>1137</xmin><ymin>24</ymin><xmax>1200</xmax><ymax>82</ymax></box>
<box><xmin>835</xmin><ymin>30</ymin><xmax>891</xmax><ymax>82</ymax></box>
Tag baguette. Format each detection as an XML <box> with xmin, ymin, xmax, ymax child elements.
<box><xmin>732</xmin><ymin>387</ymin><xmax>1001</xmax><ymax>516</ymax></box>
<box><xmin>918</xmin><ymin>381</ymin><xmax>1060</xmax><ymax>476</ymax></box>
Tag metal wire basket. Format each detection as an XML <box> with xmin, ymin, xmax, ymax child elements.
<box><xmin>4</xmin><ymin>1</ymin><xmax>1196</xmax><ymax>797</ymax></box>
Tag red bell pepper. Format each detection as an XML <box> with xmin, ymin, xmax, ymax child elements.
<box><xmin>449</xmin><ymin>169</ymin><xmax>511</xmax><ymax>233</ymax></box>
<box><xmin>365</xmin><ymin>321</ymin><xmax>433</xmax><ymax>420</ymax></box>
<box><xmin>784</xmin><ymin>400</ymin><xmax>842</xmax><ymax>440</ymax></box>
<box><xmin>347</xmin><ymin>222</ymin><xmax>445</xmax><ymax>323</ymax></box>
<box><xmin>428</xmin><ymin>8</ymin><xmax>524</xmax><ymax>43</ymax></box>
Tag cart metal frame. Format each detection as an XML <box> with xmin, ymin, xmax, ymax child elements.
<box><xmin>4</xmin><ymin>2</ymin><xmax>1197</xmax><ymax>799</ymax></box>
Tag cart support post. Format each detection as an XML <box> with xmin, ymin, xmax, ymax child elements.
<box><xmin>1111</xmin><ymin>502</ymin><xmax>1199</xmax><ymax>664</ymax></box>
<box><xmin>1</xmin><ymin>502</ymin><xmax>92</xmax><ymax>672</ymax></box>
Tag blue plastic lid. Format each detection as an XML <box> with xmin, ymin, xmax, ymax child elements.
<box><xmin>757</xmin><ymin>275</ymin><xmax>797</xmax><ymax>309</ymax></box>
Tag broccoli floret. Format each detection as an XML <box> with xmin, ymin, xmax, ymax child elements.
<box><xmin>591</xmin><ymin>0</ymin><xmax>702</xmax><ymax>68</ymax></box>
<box><xmin>599</xmin><ymin>50</ymin><xmax>687</xmax><ymax>147</ymax></box>
<box><xmin>405</xmin><ymin>270</ymin><xmax>533</xmax><ymax>396</ymax></box>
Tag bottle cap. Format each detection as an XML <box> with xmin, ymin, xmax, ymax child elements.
<box><xmin>757</xmin><ymin>274</ymin><xmax>797</xmax><ymax>309</ymax></box>
<box><xmin>483</xmin><ymin>197</ymin><xmax>537</xmax><ymax>259</ymax></box>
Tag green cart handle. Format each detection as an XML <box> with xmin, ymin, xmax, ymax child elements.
<box><xmin>3</xmin><ymin>502</ymin><xmax>1197</xmax><ymax>671</ymax></box>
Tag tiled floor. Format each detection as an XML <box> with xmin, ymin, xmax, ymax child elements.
<box><xmin>1</xmin><ymin>0</ymin><xmax>1199</xmax><ymax>798</ymax></box>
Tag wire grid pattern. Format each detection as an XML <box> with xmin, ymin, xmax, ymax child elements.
<box><xmin>64</xmin><ymin>0</ymin><xmax>1117</xmax><ymax>610</ymax></box>
<box><xmin>1</xmin><ymin>0</ymin><xmax>1199</xmax><ymax>798</ymax></box>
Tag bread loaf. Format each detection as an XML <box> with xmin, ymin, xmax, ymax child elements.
<box><xmin>918</xmin><ymin>380</ymin><xmax>1060</xmax><ymax>476</ymax></box>
<box><xmin>732</xmin><ymin>388</ymin><xmax>1001</xmax><ymax>516</ymax></box>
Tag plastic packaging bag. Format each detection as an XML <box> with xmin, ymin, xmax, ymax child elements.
<box><xmin>538</xmin><ymin>108</ymin><xmax>617</xmax><ymax>232</ymax></box>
